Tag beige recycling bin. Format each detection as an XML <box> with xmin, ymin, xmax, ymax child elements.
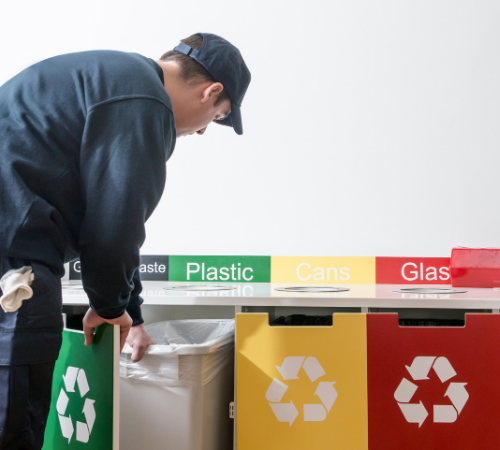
<box><xmin>119</xmin><ymin>319</ymin><xmax>235</xmax><ymax>450</ymax></box>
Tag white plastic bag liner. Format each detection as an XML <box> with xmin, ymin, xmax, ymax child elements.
<box><xmin>120</xmin><ymin>319</ymin><xmax>235</xmax><ymax>387</ymax></box>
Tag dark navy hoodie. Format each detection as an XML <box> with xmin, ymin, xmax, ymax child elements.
<box><xmin>0</xmin><ymin>51</ymin><xmax>176</xmax><ymax>334</ymax></box>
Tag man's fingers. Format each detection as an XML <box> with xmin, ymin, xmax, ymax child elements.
<box><xmin>125</xmin><ymin>324</ymin><xmax>156</xmax><ymax>363</ymax></box>
<box><xmin>83</xmin><ymin>324</ymin><xmax>95</xmax><ymax>346</ymax></box>
<box><xmin>131</xmin><ymin>343</ymin><xmax>147</xmax><ymax>363</ymax></box>
<box><xmin>118</xmin><ymin>315</ymin><xmax>132</xmax><ymax>352</ymax></box>
<box><xmin>83</xmin><ymin>308</ymin><xmax>130</xmax><ymax>348</ymax></box>
<box><xmin>133</xmin><ymin>336</ymin><xmax>155</xmax><ymax>362</ymax></box>
<box><xmin>82</xmin><ymin>307</ymin><xmax>103</xmax><ymax>346</ymax></box>
<box><xmin>95</xmin><ymin>311</ymin><xmax>132</xmax><ymax>351</ymax></box>
<box><xmin>119</xmin><ymin>328</ymin><xmax>130</xmax><ymax>353</ymax></box>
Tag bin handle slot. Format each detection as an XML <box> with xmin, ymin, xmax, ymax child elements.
<box><xmin>270</xmin><ymin>314</ymin><xmax>334</xmax><ymax>327</ymax></box>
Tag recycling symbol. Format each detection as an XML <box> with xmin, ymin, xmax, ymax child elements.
<box><xmin>266</xmin><ymin>356</ymin><xmax>338</xmax><ymax>426</ymax></box>
<box><xmin>56</xmin><ymin>366</ymin><xmax>97</xmax><ymax>443</ymax></box>
<box><xmin>395</xmin><ymin>356</ymin><xmax>469</xmax><ymax>427</ymax></box>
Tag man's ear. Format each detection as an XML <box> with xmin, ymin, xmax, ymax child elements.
<box><xmin>200</xmin><ymin>82</ymin><xmax>224</xmax><ymax>104</ymax></box>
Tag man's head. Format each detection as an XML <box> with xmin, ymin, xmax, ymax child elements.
<box><xmin>158</xmin><ymin>33</ymin><xmax>250</xmax><ymax>138</ymax></box>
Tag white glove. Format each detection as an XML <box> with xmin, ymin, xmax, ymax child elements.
<box><xmin>0</xmin><ymin>266</ymin><xmax>34</xmax><ymax>312</ymax></box>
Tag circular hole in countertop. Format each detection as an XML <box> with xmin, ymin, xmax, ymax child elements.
<box><xmin>392</xmin><ymin>288</ymin><xmax>467</xmax><ymax>294</ymax></box>
<box><xmin>163</xmin><ymin>285</ymin><xmax>237</xmax><ymax>292</ymax></box>
<box><xmin>274</xmin><ymin>286</ymin><xmax>350</xmax><ymax>293</ymax></box>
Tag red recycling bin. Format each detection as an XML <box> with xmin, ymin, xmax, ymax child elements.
<box><xmin>450</xmin><ymin>247</ymin><xmax>500</xmax><ymax>288</ymax></box>
<box><xmin>367</xmin><ymin>314</ymin><xmax>500</xmax><ymax>449</ymax></box>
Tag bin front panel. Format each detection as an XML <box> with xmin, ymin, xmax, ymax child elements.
<box><xmin>367</xmin><ymin>314</ymin><xmax>500</xmax><ymax>450</ymax></box>
<box><xmin>236</xmin><ymin>313</ymin><xmax>368</xmax><ymax>450</ymax></box>
<box><xmin>43</xmin><ymin>324</ymin><xmax>116</xmax><ymax>450</ymax></box>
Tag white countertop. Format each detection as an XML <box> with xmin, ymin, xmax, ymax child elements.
<box><xmin>62</xmin><ymin>282</ymin><xmax>500</xmax><ymax>310</ymax></box>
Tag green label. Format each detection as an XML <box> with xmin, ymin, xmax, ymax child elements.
<box><xmin>169</xmin><ymin>256</ymin><xmax>271</xmax><ymax>283</ymax></box>
<box><xmin>43</xmin><ymin>324</ymin><xmax>115</xmax><ymax>450</ymax></box>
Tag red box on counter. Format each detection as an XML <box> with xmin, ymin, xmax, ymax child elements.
<box><xmin>450</xmin><ymin>248</ymin><xmax>500</xmax><ymax>288</ymax></box>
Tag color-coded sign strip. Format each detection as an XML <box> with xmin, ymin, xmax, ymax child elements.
<box><xmin>69</xmin><ymin>256</ymin><xmax>451</xmax><ymax>284</ymax></box>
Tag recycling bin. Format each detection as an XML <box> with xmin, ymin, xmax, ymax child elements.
<box><xmin>367</xmin><ymin>314</ymin><xmax>500</xmax><ymax>449</ymax></box>
<box><xmin>119</xmin><ymin>319</ymin><xmax>235</xmax><ymax>450</ymax></box>
<box><xmin>236</xmin><ymin>313</ymin><xmax>368</xmax><ymax>450</ymax></box>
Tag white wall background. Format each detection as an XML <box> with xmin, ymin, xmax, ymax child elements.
<box><xmin>1</xmin><ymin>0</ymin><xmax>499</xmax><ymax>257</ymax></box>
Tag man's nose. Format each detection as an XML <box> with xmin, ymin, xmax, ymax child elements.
<box><xmin>196</xmin><ymin>127</ymin><xmax>207</xmax><ymax>135</ymax></box>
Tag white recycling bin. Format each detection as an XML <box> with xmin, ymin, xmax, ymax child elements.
<box><xmin>119</xmin><ymin>319</ymin><xmax>235</xmax><ymax>450</ymax></box>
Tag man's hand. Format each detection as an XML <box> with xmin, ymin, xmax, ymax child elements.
<box><xmin>83</xmin><ymin>308</ymin><xmax>132</xmax><ymax>352</ymax></box>
<box><xmin>126</xmin><ymin>324</ymin><xmax>156</xmax><ymax>362</ymax></box>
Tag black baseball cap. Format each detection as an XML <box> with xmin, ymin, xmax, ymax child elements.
<box><xmin>173</xmin><ymin>33</ymin><xmax>251</xmax><ymax>135</ymax></box>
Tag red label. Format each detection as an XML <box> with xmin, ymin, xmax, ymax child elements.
<box><xmin>367</xmin><ymin>314</ymin><xmax>500</xmax><ymax>449</ymax></box>
<box><xmin>376</xmin><ymin>257</ymin><xmax>451</xmax><ymax>284</ymax></box>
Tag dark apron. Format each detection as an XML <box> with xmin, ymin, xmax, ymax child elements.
<box><xmin>0</xmin><ymin>255</ymin><xmax>63</xmax><ymax>365</ymax></box>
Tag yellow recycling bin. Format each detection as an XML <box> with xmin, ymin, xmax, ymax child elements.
<box><xmin>236</xmin><ymin>313</ymin><xmax>368</xmax><ymax>450</ymax></box>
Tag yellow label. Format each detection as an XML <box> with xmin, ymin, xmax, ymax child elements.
<box><xmin>271</xmin><ymin>256</ymin><xmax>376</xmax><ymax>284</ymax></box>
<box><xmin>236</xmin><ymin>314</ymin><xmax>368</xmax><ymax>450</ymax></box>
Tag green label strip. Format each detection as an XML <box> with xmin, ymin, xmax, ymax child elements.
<box><xmin>169</xmin><ymin>256</ymin><xmax>271</xmax><ymax>283</ymax></box>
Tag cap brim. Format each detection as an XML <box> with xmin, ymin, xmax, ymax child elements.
<box><xmin>216</xmin><ymin>102</ymin><xmax>243</xmax><ymax>135</ymax></box>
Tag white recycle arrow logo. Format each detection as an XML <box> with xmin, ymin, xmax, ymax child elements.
<box><xmin>266</xmin><ymin>356</ymin><xmax>338</xmax><ymax>426</ymax></box>
<box><xmin>395</xmin><ymin>356</ymin><xmax>469</xmax><ymax>427</ymax></box>
<box><xmin>56</xmin><ymin>366</ymin><xmax>97</xmax><ymax>443</ymax></box>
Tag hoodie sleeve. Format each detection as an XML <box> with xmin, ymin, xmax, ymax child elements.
<box><xmin>78</xmin><ymin>97</ymin><xmax>175</xmax><ymax>319</ymax></box>
<box><xmin>126</xmin><ymin>269</ymin><xmax>145</xmax><ymax>326</ymax></box>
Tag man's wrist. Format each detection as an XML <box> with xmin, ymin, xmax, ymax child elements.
<box><xmin>126</xmin><ymin>303</ymin><xmax>144</xmax><ymax>326</ymax></box>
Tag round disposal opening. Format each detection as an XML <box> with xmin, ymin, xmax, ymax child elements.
<box><xmin>163</xmin><ymin>285</ymin><xmax>237</xmax><ymax>292</ymax></box>
<box><xmin>274</xmin><ymin>286</ymin><xmax>350</xmax><ymax>293</ymax></box>
<box><xmin>392</xmin><ymin>288</ymin><xmax>467</xmax><ymax>294</ymax></box>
